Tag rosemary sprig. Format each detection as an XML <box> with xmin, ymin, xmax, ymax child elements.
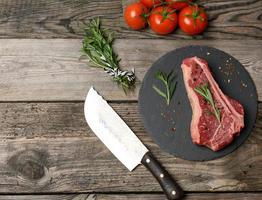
<box><xmin>153</xmin><ymin>70</ymin><xmax>177</xmax><ymax>105</ymax></box>
<box><xmin>194</xmin><ymin>83</ymin><xmax>221</xmax><ymax>122</ymax></box>
<box><xmin>81</xmin><ymin>18</ymin><xmax>135</xmax><ymax>90</ymax></box>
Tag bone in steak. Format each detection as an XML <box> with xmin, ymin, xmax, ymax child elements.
<box><xmin>181</xmin><ymin>57</ymin><xmax>244</xmax><ymax>151</ymax></box>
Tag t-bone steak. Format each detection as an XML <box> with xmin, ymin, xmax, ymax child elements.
<box><xmin>181</xmin><ymin>56</ymin><xmax>244</xmax><ymax>151</ymax></box>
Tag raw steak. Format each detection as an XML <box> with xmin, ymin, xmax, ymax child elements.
<box><xmin>181</xmin><ymin>57</ymin><xmax>244</xmax><ymax>151</ymax></box>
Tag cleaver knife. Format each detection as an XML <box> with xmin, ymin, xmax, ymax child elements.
<box><xmin>84</xmin><ymin>87</ymin><xmax>184</xmax><ymax>200</ymax></box>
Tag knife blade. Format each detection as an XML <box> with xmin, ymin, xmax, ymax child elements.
<box><xmin>84</xmin><ymin>86</ymin><xmax>148</xmax><ymax>171</ymax></box>
<box><xmin>84</xmin><ymin>87</ymin><xmax>183</xmax><ymax>200</ymax></box>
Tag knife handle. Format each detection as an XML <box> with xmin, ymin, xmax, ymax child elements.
<box><xmin>141</xmin><ymin>152</ymin><xmax>184</xmax><ymax>200</ymax></box>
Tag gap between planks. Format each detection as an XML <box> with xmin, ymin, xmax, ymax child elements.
<box><xmin>0</xmin><ymin>193</ymin><xmax>262</xmax><ymax>200</ymax></box>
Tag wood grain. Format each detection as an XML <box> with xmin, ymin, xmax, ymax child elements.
<box><xmin>0</xmin><ymin>0</ymin><xmax>123</xmax><ymax>39</ymax></box>
<box><xmin>0</xmin><ymin>193</ymin><xmax>262</xmax><ymax>200</ymax></box>
<box><xmin>0</xmin><ymin>39</ymin><xmax>261</xmax><ymax>101</ymax></box>
<box><xmin>1</xmin><ymin>102</ymin><xmax>261</xmax><ymax>142</ymax></box>
<box><xmin>0</xmin><ymin>0</ymin><xmax>261</xmax><ymax>39</ymax></box>
<box><xmin>0</xmin><ymin>102</ymin><xmax>261</xmax><ymax>193</ymax></box>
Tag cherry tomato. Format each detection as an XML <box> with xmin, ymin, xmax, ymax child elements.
<box><xmin>149</xmin><ymin>6</ymin><xmax>178</xmax><ymax>35</ymax></box>
<box><xmin>166</xmin><ymin>0</ymin><xmax>193</xmax><ymax>10</ymax></box>
<box><xmin>178</xmin><ymin>5</ymin><xmax>208</xmax><ymax>35</ymax></box>
<box><xmin>124</xmin><ymin>2</ymin><xmax>149</xmax><ymax>30</ymax></box>
<box><xmin>140</xmin><ymin>0</ymin><xmax>162</xmax><ymax>8</ymax></box>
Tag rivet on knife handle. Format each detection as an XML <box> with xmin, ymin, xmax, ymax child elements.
<box><xmin>141</xmin><ymin>152</ymin><xmax>184</xmax><ymax>200</ymax></box>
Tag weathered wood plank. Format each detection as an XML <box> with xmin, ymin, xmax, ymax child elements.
<box><xmin>0</xmin><ymin>0</ymin><xmax>123</xmax><ymax>39</ymax></box>
<box><xmin>1</xmin><ymin>138</ymin><xmax>262</xmax><ymax>193</ymax></box>
<box><xmin>0</xmin><ymin>102</ymin><xmax>261</xmax><ymax>192</ymax></box>
<box><xmin>0</xmin><ymin>39</ymin><xmax>261</xmax><ymax>101</ymax></box>
<box><xmin>1</xmin><ymin>102</ymin><xmax>261</xmax><ymax>142</ymax></box>
<box><xmin>0</xmin><ymin>0</ymin><xmax>261</xmax><ymax>39</ymax></box>
<box><xmin>0</xmin><ymin>193</ymin><xmax>262</xmax><ymax>200</ymax></box>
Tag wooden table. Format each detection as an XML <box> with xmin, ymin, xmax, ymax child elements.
<box><xmin>0</xmin><ymin>0</ymin><xmax>261</xmax><ymax>199</ymax></box>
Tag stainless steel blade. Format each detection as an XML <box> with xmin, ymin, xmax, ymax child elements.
<box><xmin>84</xmin><ymin>87</ymin><xmax>148</xmax><ymax>171</ymax></box>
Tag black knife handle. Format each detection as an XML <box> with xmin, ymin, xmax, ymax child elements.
<box><xmin>141</xmin><ymin>152</ymin><xmax>184</xmax><ymax>200</ymax></box>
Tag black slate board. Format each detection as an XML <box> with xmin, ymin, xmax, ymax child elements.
<box><xmin>138</xmin><ymin>45</ymin><xmax>258</xmax><ymax>161</ymax></box>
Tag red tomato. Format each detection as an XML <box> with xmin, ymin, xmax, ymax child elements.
<box><xmin>166</xmin><ymin>0</ymin><xmax>193</xmax><ymax>10</ymax></box>
<box><xmin>140</xmin><ymin>0</ymin><xmax>162</xmax><ymax>8</ymax></box>
<box><xmin>178</xmin><ymin>5</ymin><xmax>208</xmax><ymax>35</ymax></box>
<box><xmin>124</xmin><ymin>2</ymin><xmax>149</xmax><ymax>30</ymax></box>
<box><xmin>149</xmin><ymin>6</ymin><xmax>178</xmax><ymax>35</ymax></box>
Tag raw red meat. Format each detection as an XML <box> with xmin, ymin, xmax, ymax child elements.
<box><xmin>181</xmin><ymin>57</ymin><xmax>244</xmax><ymax>151</ymax></box>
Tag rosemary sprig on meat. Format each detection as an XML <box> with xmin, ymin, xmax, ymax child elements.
<box><xmin>153</xmin><ymin>70</ymin><xmax>177</xmax><ymax>105</ymax></box>
<box><xmin>194</xmin><ymin>83</ymin><xmax>221</xmax><ymax>122</ymax></box>
<box><xmin>81</xmin><ymin>18</ymin><xmax>135</xmax><ymax>90</ymax></box>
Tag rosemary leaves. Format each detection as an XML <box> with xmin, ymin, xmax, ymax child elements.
<box><xmin>153</xmin><ymin>70</ymin><xmax>177</xmax><ymax>105</ymax></box>
<box><xmin>194</xmin><ymin>83</ymin><xmax>221</xmax><ymax>122</ymax></box>
<box><xmin>81</xmin><ymin>18</ymin><xmax>135</xmax><ymax>90</ymax></box>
